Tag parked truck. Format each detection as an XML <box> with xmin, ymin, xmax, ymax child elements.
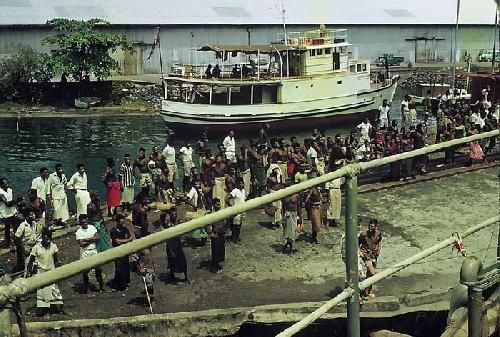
<box><xmin>375</xmin><ymin>54</ymin><xmax>405</xmax><ymax>67</ymax></box>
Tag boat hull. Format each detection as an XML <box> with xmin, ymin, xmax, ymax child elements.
<box><xmin>161</xmin><ymin>77</ymin><xmax>398</xmax><ymax>134</ymax></box>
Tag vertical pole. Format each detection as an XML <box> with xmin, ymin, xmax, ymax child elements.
<box><xmin>0</xmin><ymin>307</ymin><xmax>11</xmax><ymax>337</ymax></box>
<box><xmin>345</xmin><ymin>174</ymin><xmax>360</xmax><ymax>337</ymax></box>
<box><xmin>158</xmin><ymin>27</ymin><xmax>164</xmax><ymax>82</ymax></box>
<box><xmin>452</xmin><ymin>0</ymin><xmax>460</xmax><ymax>89</ymax></box>
<box><xmin>468</xmin><ymin>287</ymin><xmax>482</xmax><ymax>337</ymax></box>
<box><xmin>493</xmin><ymin>10</ymin><xmax>498</xmax><ymax>73</ymax></box>
<box><xmin>497</xmin><ymin>197</ymin><xmax>499</xmax><ymax>264</ymax></box>
<box><xmin>257</xmin><ymin>50</ymin><xmax>260</xmax><ymax>81</ymax></box>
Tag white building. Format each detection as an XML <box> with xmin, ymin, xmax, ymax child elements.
<box><xmin>0</xmin><ymin>0</ymin><xmax>497</xmax><ymax>75</ymax></box>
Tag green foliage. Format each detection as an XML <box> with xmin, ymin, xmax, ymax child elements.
<box><xmin>42</xmin><ymin>18</ymin><xmax>132</xmax><ymax>82</ymax></box>
<box><xmin>0</xmin><ymin>46</ymin><xmax>54</xmax><ymax>101</ymax></box>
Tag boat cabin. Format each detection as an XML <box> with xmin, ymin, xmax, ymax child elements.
<box><xmin>164</xmin><ymin>27</ymin><xmax>371</xmax><ymax>105</ymax></box>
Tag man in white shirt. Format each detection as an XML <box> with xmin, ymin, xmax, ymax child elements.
<box><xmin>75</xmin><ymin>214</ymin><xmax>104</xmax><ymax>294</ymax></box>
<box><xmin>162</xmin><ymin>140</ymin><xmax>177</xmax><ymax>188</ymax></box>
<box><xmin>306</xmin><ymin>141</ymin><xmax>318</xmax><ymax>169</ymax></box>
<box><xmin>47</xmin><ymin>164</ymin><xmax>69</xmax><ymax>223</ymax></box>
<box><xmin>378</xmin><ymin>99</ymin><xmax>390</xmax><ymax>129</ymax></box>
<box><xmin>179</xmin><ymin>140</ymin><xmax>194</xmax><ymax>191</ymax></box>
<box><xmin>0</xmin><ymin>177</ymin><xmax>23</xmax><ymax>246</ymax></box>
<box><xmin>14</xmin><ymin>208</ymin><xmax>38</xmax><ymax>272</ymax></box>
<box><xmin>67</xmin><ymin>164</ymin><xmax>91</xmax><ymax>220</ymax></box>
<box><xmin>31</xmin><ymin>167</ymin><xmax>49</xmax><ymax>203</ymax></box>
<box><xmin>227</xmin><ymin>178</ymin><xmax>246</xmax><ymax>243</ymax></box>
<box><xmin>401</xmin><ymin>95</ymin><xmax>410</xmax><ymax>129</ymax></box>
<box><xmin>223</xmin><ymin>130</ymin><xmax>236</xmax><ymax>164</ymax></box>
<box><xmin>27</xmin><ymin>229</ymin><xmax>66</xmax><ymax>316</ymax></box>
<box><xmin>357</xmin><ymin>118</ymin><xmax>372</xmax><ymax>143</ymax></box>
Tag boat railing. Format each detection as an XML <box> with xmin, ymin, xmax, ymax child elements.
<box><xmin>275</xmin><ymin>28</ymin><xmax>348</xmax><ymax>46</ymax></box>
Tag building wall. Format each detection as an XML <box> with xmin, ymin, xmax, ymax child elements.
<box><xmin>0</xmin><ymin>24</ymin><xmax>496</xmax><ymax>75</ymax></box>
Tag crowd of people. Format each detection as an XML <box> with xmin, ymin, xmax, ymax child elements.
<box><xmin>0</xmin><ymin>87</ymin><xmax>497</xmax><ymax>316</ymax></box>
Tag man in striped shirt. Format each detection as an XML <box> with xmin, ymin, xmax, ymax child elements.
<box><xmin>118</xmin><ymin>154</ymin><xmax>135</xmax><ymax>212</ymax></box>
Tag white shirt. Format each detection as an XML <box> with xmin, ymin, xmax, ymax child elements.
<box><xmin>401</xmin><ymin>100</ymin><xmax>409</xmax><ymax>112</ymax></box>
<box><xmin>493</xmin><ymin>106</ymin><xmax>500</xmax><ymax>122</ymax></box>
<box><xmin>230</xmin><ymin>188</ymin><xmax>246</xmax><ymax>205</ymax></box>
<box><xmin>30</xmin><ymin>242</ymin><xmax>58</xmax><ymax>271</ymax></box>
<box><xmin>31</xmin><ymin>176</ymin><xmax>48</xmax><ymax>202</ymax></box>
<box><xmin>378</xmin><ymin>105</ymin><xmax>390</xmax><ymax>120</ymax></box>
<box><xmin>355</xmin><ymin>144</ymin><xmax>368</xmax><ymax>161</ymax></box>
<box><xmin>15</xmin><ymin>220</ymin><xmax>38</xmax><ymax>248</ymax></box>
<box><xmin>179</xmin><ymin>146</ymin><xmax>193</xmax><ymax>162</ymax></box>
<box><xmin>471</xmin><ymin>112</ymin><xmax>481</xmax><ymax>126</ymax></box>
<box><xmin>187</xmin><ymin>186</ymin><xmax>198</xmax><ymax>207</ymax></box>
<box><xmin>357</xmin><ymin>122</ymin><xmax>372</xmax><ymax>139</ymax></box>
<box><xmin>162</xmin><ymin>145</ymin><xmax>176</xmax><ymax>165</ymax></box>
<box><xmin>68</xmin><ymin>172</ymin><xmax>88</xmax><ymax>190</ymax></box>
<box><xmin>306</xmin><ymin>147</ymin><xmax>318</xmax><ymax>166</ymax></box>
<box><xmin>0</xmin><ymin>187</ymin><xmax>16</xmax><ymax>218</ymax></box>
<box><xmin>75</xmin><ymin>225</ymin><xmax>98</xmax><ymax>257</ymax></box>
<box><xmin>47</xmin><ymin>172</ymin><xmax>67</xmax><ymax>199</ymax></box>
<box><xmin>223</xmin><ymin>136</ymin><xmax>236</xmax><ymax>153</ymax></box>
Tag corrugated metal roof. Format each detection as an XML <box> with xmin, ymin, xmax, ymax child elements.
<box><xmin>0</xmin><ymin>0</ymin><xmax>497</xmax><ymax>26</ymax></box>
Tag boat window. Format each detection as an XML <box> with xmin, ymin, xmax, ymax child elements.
<box><xmin>350</xmin><ymin>65</ymin><xmax>356</xmax><ymax>72</ymax></box>
<box><xmin>317</xmin><ymin>49</ymin><xmax>323</xmax><ymax>56</ymax></box>
<box><xmin>341</xmin><ymin>46</ymin><xmax>347</xmax><ymax>54</ymax></box>
<box><xmin>309</xmin><ymin>49</ymin><xmax>316</xmax><ymax>57</ymax></box>
<box><xmin>325</xmin><ymin>48</ymin><xmax>332</xmax><ymax>54</ymax></box>
<box><xmin>337</xmin><ymin>80</ymin><xmax>342</xmax><ymax>84</ymax></box>
<box><xmin>362</xmin><ymin>63</ymin><xmax>367</xmax><ymax>72</ymax></box>
<box><xmin>357</xmin><ymin>64</ymin><xmax>362</xmax><ymax>72</ymax></box>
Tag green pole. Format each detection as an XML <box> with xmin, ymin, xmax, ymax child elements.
<box><xmin>345</xmin><ymin>173</ymin><xmax>360</xmax><ymax>337</ymax></box>
<box><xmin>0</xmin><ymin>307</ymin><xmax>11</xmax><ymax>337</ymax></box>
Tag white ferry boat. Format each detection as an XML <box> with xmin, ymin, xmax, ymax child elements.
<box><xmin>160</xmin><ymin>27</ymin><xmax>398</xmax><ymax>133</ymax></box>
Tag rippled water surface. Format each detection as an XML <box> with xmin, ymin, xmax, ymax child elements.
<box><xmin>0</xmin><ymin>93</ymin><xmax>403</xmax><ymax>200</ymax></box>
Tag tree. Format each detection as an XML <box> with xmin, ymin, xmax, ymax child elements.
<box><xmin>42</xmin><ymin>18</ymin><xmax>132</xmax><ymax>82</ymax></box>
<box><xmin>0</xmin><ymin>46</ymin><xmax>54</xmax><ymax>101</ymax></box>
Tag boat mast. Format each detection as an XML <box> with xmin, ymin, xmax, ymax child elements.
<box><xmin>281</xmin><ymin>1</ymin><xmax>290</xmax><ymax>78</ymax></box>
<box><xmin>452</xmin><ymin>0</ymin><xmax>460</xmax><ymax>90</ymax></box>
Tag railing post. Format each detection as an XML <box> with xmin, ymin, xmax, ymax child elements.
<box><xmin>345</xmin><ymin>173</ymin><xmax>360</xmax><ymax>337</ymax></box>
<box><xmin>0</xmin><ymin>306</ymin><xmax>11</xmax><ymax>337</ymax></box>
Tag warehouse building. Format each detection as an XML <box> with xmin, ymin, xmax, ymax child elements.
<box><xmin>0</xmin><ymin>0</ymin><xmax>497</xmax><ymax>75</ymax></box>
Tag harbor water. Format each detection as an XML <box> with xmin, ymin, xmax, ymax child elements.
<box><xmin>0</xmin><ymin>92</ymin><xmax>404</xmax><ymax>203</ymax></box>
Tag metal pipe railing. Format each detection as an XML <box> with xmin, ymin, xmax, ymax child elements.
<box><xmin>276</xmin><ymin>215</ymin><xmax>500</xmax><ymax>337</ymax></box>
<box><xmin>0</xmin><ymin>130</ymin><xmax>497</xmax><ymax>309</ymax></box>
<box><xmin>345</xmin><ymin>174</ymin><xmax>360</xmax><ymax>337</ymax></box>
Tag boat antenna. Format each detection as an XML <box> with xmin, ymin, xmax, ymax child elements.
<box><xmin>451</xmin><ymin>0</ymin><xmax>460</xmax><ymax>90</ymax></box>
<box><xmin>281</xmin><ymin>0</ymin><xmax>288</xmax><ymax>45</ymax></box>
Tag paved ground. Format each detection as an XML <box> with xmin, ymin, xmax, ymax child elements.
<box><xmin>6</xmin><ymin>167</ymin><xmax>499</xmax><ymax>322</ymax></box>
